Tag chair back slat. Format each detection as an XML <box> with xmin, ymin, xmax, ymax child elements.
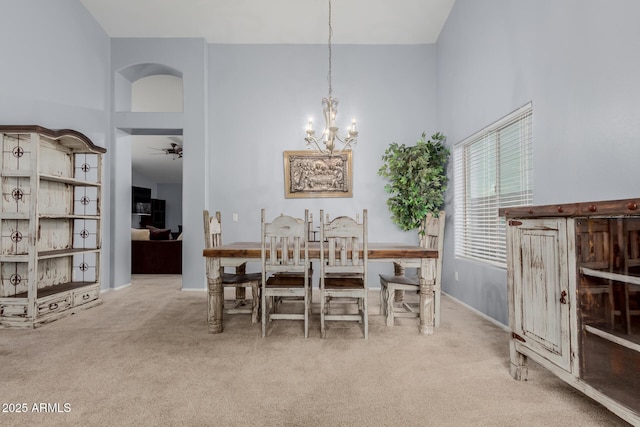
<box><xmin>203</xmin><ymin>210</ymin><xmax>223</xmax><ymax>249</ymax></box>
<box><xmin>420</xmin><ymin>211</ymin><xmax>445</xmax><ymax>290</ymax></box>
<box><xmin>262</xmin><ymin>209</ymin><xmax>309</xmax><ymax>272</ymax></box>
<box><xmin>420</xmin><ymin>211</ymin><xmax>445</xmax><ymax>253</ymax></box>
<box><xmin>320</xmin><ymin>210</ymin><xmax>367</xmax><ymax>272</ymax></box>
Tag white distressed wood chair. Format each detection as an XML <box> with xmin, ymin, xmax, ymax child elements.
<box><xmin>261</xmin><ymin>209</ymin><xmax>311</xmax><ymax>338</ymax></box>
<box><xmin>203</xmin><ymin>210</ymin><xmax>262</xmax><ymax>323</ymax></box>
<box><xmin>379</xmin><ymin>211</ymin><xmax>445</xmax><ymax>327</ymax></box>
<box><xmin>319</xmin><ymin>209</ymin><xmax>368</xmax><ymax>339</ymax></box>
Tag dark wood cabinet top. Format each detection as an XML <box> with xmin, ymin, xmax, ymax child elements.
<box><xmin>500</xmin><ymin>198</ymin><xmax>640</xmax><ymax>218</ymax></box>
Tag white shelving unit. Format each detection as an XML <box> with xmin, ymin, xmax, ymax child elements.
<box><xmin>0</xmin><ymin>126</ymin><xmax>106</xmax><ymax>328</ymax></box>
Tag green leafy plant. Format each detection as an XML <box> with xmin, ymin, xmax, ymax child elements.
<box><xmin>378</xmin><ymin>132</ymin><xmax>449</xmax><ymax>231</ymax></box>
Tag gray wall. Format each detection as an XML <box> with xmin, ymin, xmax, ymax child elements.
<box><xmin>208</xmin><ymin>44</ymin><xmax>437</xmax><ymax>281</ymax></box>
<box><xmin>0</xmin><ymin>0</ymin><xmax>111</xmax><ymax>289</ymax></box>
<box><xmin>437</xmin><ymin>0</ymin><xmax>640</xmax><ymax>325</ymax></box>
<box><xmin>158</xmin><ymin>183</ymin><xmax>183</xmax><ymax>234</ymax></box>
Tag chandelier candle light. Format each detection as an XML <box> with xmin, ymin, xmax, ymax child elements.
<box><xmin>305</xmin><ymin>0</ymin><xmax>358</xmax><ymax>156</ymax></box>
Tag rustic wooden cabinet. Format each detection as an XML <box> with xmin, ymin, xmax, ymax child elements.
<box><xmin>0</xmin><ymin>126</ymin><xmax>106</xmax><ymax>328</ymax></box>
<box><xmin>502</xmin><ymin>199</ymin><xmax>640</xmax><ymax>424</ymax></box>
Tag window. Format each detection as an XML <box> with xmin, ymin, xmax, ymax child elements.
<box><xmin>454</xmin><ymin>103</ymin><xmax>533</xmax><ymax>267</ymax></box>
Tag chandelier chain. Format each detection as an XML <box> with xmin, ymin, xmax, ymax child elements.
<box><xmin>303</xmin><ymin>0</ymin><xmax>358</xmax><ymax>156</ymax></box>
<box><xmin>327</xmin><ymin>0</ymin><xmax>333</xmax><ymax>97</ymax></box>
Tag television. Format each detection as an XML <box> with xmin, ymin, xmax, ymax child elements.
<box><xmin>132</xmin><ymin>186</ymin><xmax>151</xmax><ymax>214</ymax></box>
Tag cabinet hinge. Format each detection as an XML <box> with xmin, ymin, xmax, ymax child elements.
<box><xmin>512</xmin><ymin>332</ymin><xmax>526</xmax><ymax>342</ymax></box>
<box><xmin>508</xmin><ymin>220</ymin><xmax>523</xmax><ymax>226</ymax></box>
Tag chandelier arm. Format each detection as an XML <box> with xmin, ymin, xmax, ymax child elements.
<box><xmin>305</xmin><ymin>137</ymin><xmax>326</xmax><ymax>153</ymax></box>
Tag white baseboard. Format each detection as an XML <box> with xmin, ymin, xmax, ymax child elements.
<box><xmin>442</xmin><ymin>292</ymin><xmax>509</xmax><ymax>331</ymax></box>
<box><xmin>101</xmin><ymin>282</ymin><xmax>132</xmax><ymax>293</ymax></box>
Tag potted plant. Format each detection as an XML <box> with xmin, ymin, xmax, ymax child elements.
<box><xmin>378</xmin><ymin>132</ymin><xmax>449</xmax><ymax>231</ymax></box>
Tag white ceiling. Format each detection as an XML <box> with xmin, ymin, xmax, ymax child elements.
<box><xmin>80</xmin><ymin>0</ymin><xmax>456</xmax><ymax>44</ymax></box>
<box><xmin>85</xmin><ymin>0</ymin><xmax>455</xmax><ymax>185</ymax></box>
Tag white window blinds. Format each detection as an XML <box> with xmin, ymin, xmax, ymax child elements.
<box><xmin>454</xmin><ymin>103</ymin><xmax>533</xmax><ymax>267</ymax></box>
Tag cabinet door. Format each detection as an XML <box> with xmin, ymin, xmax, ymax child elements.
<box><xmin>510</xmin><ymin>218</ymin><xmax>571</xmax><ymax>371</ymax></box>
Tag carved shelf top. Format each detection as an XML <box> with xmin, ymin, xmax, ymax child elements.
<box><xmin>0</xmin><ymin>125</ymin><xmax>106</xmax><ymax>154</ymax></box>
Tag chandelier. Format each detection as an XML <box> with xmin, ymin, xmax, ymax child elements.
<box><xmin>304</xmin><ymin>0</ymin><xmax>358</xmax><ymax>156</ymax></box>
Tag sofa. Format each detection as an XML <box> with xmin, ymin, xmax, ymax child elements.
<box><xmin>131</xmin><ymin>228</ymin><xmax>182</xmax><ymax>274</ymax></box>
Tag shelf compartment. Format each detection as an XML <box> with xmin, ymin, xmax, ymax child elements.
<box><xmin>34</xmin><ymin>218</ymin><xmax>98</xmax><ymax>255</ymax></box>
<box><xmin>37</xmin><ymin>180</ymin><xmax>74</xmax><ymax>217</ymax></box>
<box><xmin>35</xmin><ymin>281</ymin><xmax>97</xmax><ymax>299</ymax></box>
<box><xmin>581</xmin><ymin>326</ymin><xmax>640</xmax><ymax>414</ymax></box>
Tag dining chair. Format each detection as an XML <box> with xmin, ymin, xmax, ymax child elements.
<box><xmin>319</xmin><ymin>209</ymin><xmax>368</xmax><ymax>339</ymax></box>
<box><xmin>203</xmin><ymin>210</ymin><xmax>262</xmax><ymax>323</ymax></box>
<box><xmin>261</xmin><ymin>209</ymin><xmax>311</xmax><ymax>338</ymax></box>
<box><xmin>379</xmin><ymin>211</ymin><xmax>445</xmax><ymax>327</ymax></box>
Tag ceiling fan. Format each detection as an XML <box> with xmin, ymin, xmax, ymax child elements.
<box><xmin>149</xmin><ymin>140</ymin><xmax>183</xmax><ymax>159</ymax></box>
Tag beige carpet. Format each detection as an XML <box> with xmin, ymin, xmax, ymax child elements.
<box><xmin>0</xmin><ymin>275</ymin><xmax>630</xmax><ymax>426</ymax></box>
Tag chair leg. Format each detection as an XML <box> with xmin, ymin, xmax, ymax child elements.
<box><xmin>385</xmin><ymin>284</ymin><xmax>395</xmax><ymax>326</ymax></box>
<box><xmin>235</xmin><ymin>286</ymin><xmax>246</xmax><ymax>301</ymax></box>
<box><xmin>261</xmin><ymin>290</ymin><xmax>267</xmax><ymax>337</ymax></box>
<box><xmin>320</xmin><ymin>292</ymin><xmax>326</xmax><ymax>339</ymax></box>
<box><xmin>304</xmin><ymin>288</ymin><xmax>309</xmax><ymax>338</ymax></box>
<box><xmin>251</xmin><ymin>283</ymin><xmax>260</xmax><ymax>324</ymax></box>
<box><xmin>363</xmin><ymin>292</ymin><xmax>368</xmax><ymax>339</ymax></box>
<box><xmin>380</xmin><ymin>285</ymin><xmax>386</xmax><ymax>316</ymax></box>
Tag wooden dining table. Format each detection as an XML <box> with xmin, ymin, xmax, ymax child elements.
<box><xmin>202</xmin><ymin>242</ymin><xmax>439</xmax><ymax>335</ymax></box>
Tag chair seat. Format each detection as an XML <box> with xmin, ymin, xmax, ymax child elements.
<box><xmin>222</xmin><ymin>272</ymin><xmax>262</xmax><ymax>284</ymax></box>
<box><xmin>273</xmin><ymin>269</ymin><xmax>313</xmax><ymax>278</ymax></box>
<box><xmin>325</xmin><ymin>276</ymin><xmax>365</xmax><ymax>289</ymax></box>
<box><xmin>265</xmin><ymin>275</ymin><xmax>308</xmax><ymax>288</ymax></box>
<box><xmin>379</xmin><ymin>274</ymin><xmax>418</xmax><ymax>287</ymax></box>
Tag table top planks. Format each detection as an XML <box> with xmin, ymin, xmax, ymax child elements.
<box><xmin>202</xmin><ymin>242</ymin><xmax>437</xmax><ymax>259</ymax></box>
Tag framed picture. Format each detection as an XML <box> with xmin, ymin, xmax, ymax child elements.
<box><xmin>283</xmin><ymin>150</ymin><xmax>353</xmax><ymax>198</ymax></box>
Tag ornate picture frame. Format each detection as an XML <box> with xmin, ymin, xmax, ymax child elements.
<box><xmin>283</xmin><ymin>150</ymin><xmax>353</xmax><ymax>198</ymax></box>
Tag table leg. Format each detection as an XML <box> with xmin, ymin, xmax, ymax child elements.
<box><xmin>419</xmin><ymin>280</ymin><xmax>434</xmax><ymax>335</ymax></box>
<box><xmin>235</xmin><ymin>264</ymin><xmax>247</xmax><ymax>302</ymax></box>
<box><xmin>207</xmin><ymin>257</ymin><xmax>224</xmax><ymax>333</ymax></box>
<box><xmin>418</xmin><ymin>259</ymin><xmax>435</xmax><ymax>335</ymax></box>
